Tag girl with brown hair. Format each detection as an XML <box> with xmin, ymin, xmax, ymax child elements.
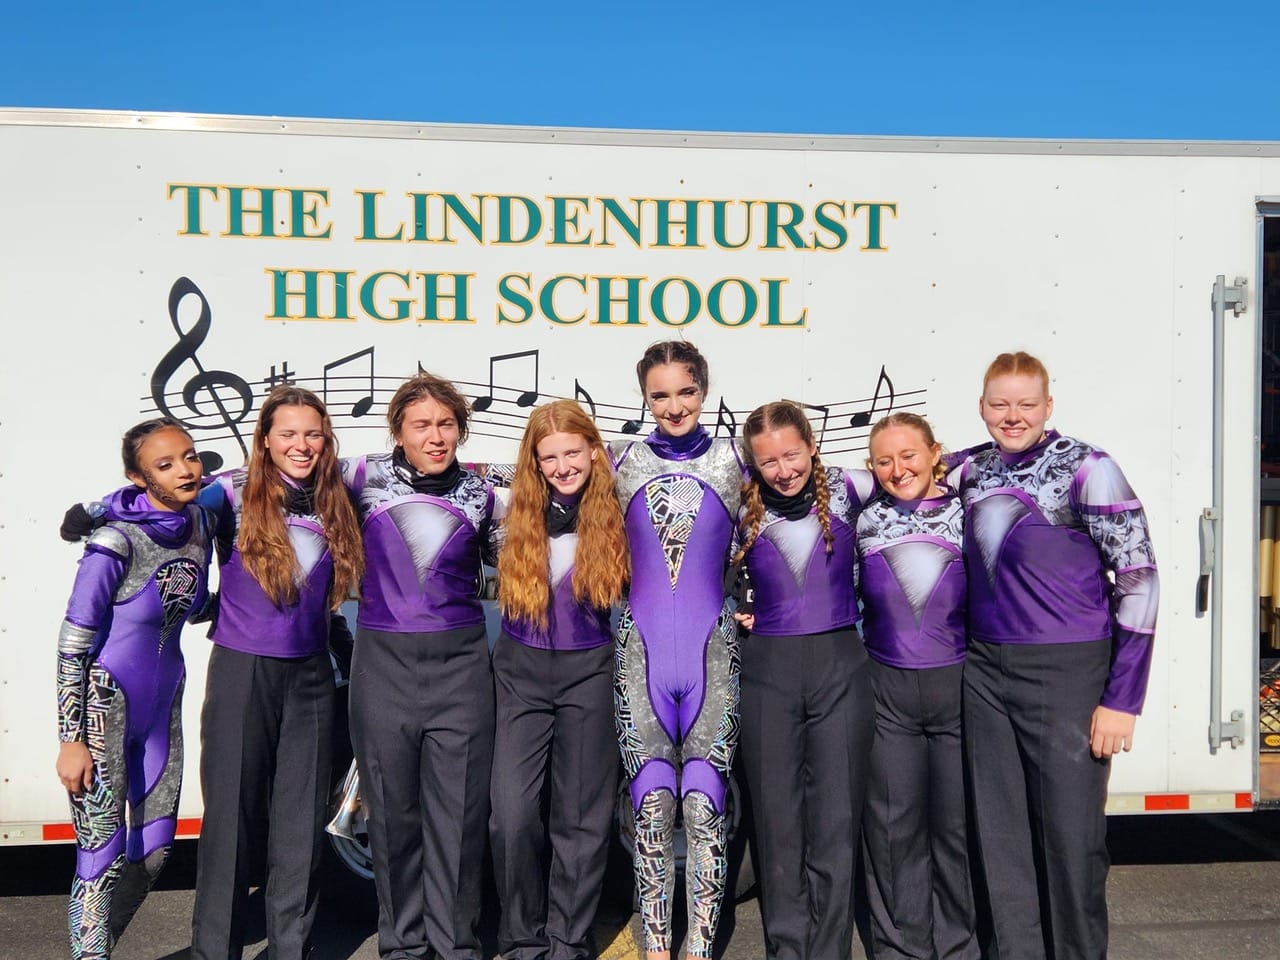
<box><xmin>610</xmin><ymin>339</ymin><xmax>746</xmax><ymax>960</ymax></box>
<box><xmin>191</xmin><ymin>385</ymin><xmax>364</xmax><ymax>960</ymax></box>
<box><xmin>489</xmin><ymin>399</ymin><xmax>628</xmax><ymax>960</ymax></box>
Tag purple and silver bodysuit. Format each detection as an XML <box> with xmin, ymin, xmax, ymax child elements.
<box><xmin>57</xmin><ymin>486</ymin><xmax>212</xmax><ymax>960</ymax></box>
<box><xmin>611</xmin><ymin>425</ymin><xmax>745</xmax><ymax>958</ymax></box>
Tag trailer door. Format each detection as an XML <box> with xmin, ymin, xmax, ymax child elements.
<box><xmin>1256</xmin><ymin>202</ymin><xmax>1280</xmax><ymax>806</ymax></box>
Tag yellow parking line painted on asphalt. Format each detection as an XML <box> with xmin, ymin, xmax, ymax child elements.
<box><xmin>596</xmin><ymin>919</ymin><xmax>642</xmax><ymax>960</ymax></box>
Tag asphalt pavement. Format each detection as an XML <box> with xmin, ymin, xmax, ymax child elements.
<box><xmin>3</xmin><ymin>812</ymin><xmax>1280</xmax><ymax>959</ymax></box>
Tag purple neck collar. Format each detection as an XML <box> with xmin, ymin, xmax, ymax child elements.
<box><xmin>998</xmin><ymin>428</ymin><xmax>1059</xmax><ymax>466</ymax></box>
<box><xmin>645</xmin><ymin>424</ymin><xmax>713</xmax><ymax>461</ymax></box>
<box><xmin>103</xmin><ymin>485</ymin><xmax>194</xmax><ymax>547</ymax></box>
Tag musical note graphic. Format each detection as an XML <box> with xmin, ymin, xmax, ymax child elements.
<box><xmin>323</xmin><ymin>347</ymin><xmax>376</xmax><ymax>418</ymax></box>
<box><xmin>849</xmin><ymin>366</ymin><xmax>895</xmax><ymax>428</ymax></box>
<box><xmin>150</xmin><ymin>277</ymin><xmax>253</xmax><ymax>469</ymax></box>
<box><xmin>472</xmin><ymin>350</ymin><xmax>540</xmax><ymax>412</ymax></box>
<box><xmin>621</xmin><ymin>403</ymin><xmax>648</xmax><ymax>435</ymax></box>
<box><xmin>573</xmin><ymin>378</ymin><xmax>598</xmax><ymax>420</ymax></box>
<box><xmin>785</xmin><ymin>399</ymin><xmax>831</xmax><ymax>447</ymax></box>
<box><xmin>714</xmin><ymin>398</ymin><xmax>738</xmax><ymax>438</ymax></box>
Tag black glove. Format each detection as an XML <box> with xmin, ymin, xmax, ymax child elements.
<box><xmin>61</xmin><ymin>503</ymin><xmax>105</xmax><ymax>542</ymax></box>
<box><xmin>189</xmin><ymin>591</ymin><xmax>219</xmax><ymax>627</ymax></box>
<box><xmin>328</xmin><ymin>610</ymin><xmax>355</xmax><ymax>683</ymax></box>
<box><xmin>726</xmin><ymin>564</ymin><xmax>754</xmax><ymax>614</ymax></box>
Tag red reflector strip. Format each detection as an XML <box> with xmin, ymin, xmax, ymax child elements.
<box><xmin>42</xmin><ymin>818</ymin><xmax>203</xmax><ymax>842</ymax></box>
<box><xmin>1235</xmin><ymin>792</ymin><xmax>1253</xmax><ymax>809</ymax></box>
<box><xmin>1144</xmin><ymin>794</ymin><xmax>1190</xmax><ymax>811</ymax></box>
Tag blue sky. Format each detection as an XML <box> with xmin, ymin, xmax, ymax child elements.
<box><xmin>3</xmin><ymin>1</ymin><xmax>1278</xmax><ymax>140</ymax></box>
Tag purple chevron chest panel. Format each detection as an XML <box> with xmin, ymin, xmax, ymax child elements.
<box><xmin>857</xmin><ymin>492</ymin><xmax>967</xmax><ymax>667</ymax></box>
<box><xmin>348</xmin><ymin>454</ymin><xmax>493</xmax><ymax>633</ymax></box>
<box><xmin>746</xmin><ymin>514</ymin><xmax>858</xmax><ymax>636</ymax></box>
<box><xmin>212</xmin><ymin>517</ymin><xmax>334</xmax><ymax>658</ymax></box>
<box><xmin>502</xmin><ymin>532</ymin><xmax>613</xmax><ymax>650</ymax></box>
<box><xmin>959</xmin><ymin>435</ymin><xmax>1116</xmax><ymax>644</ymax></box>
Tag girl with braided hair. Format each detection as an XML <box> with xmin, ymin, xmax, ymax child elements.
<box><xmin>731</xmin><ymin>400</ymin><xmax>876</xmax><ymax>960</ymax></box>
<box><xmin>857</xmin><ymin>412</ymin><xmax>977</xmax><ymax>960</ymax></box>
<box><xmin>488</xmin><ymin>399</ymin><xmax>629</xmax><ymax>960</ymax></box>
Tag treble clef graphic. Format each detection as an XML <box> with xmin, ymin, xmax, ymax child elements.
<box><xmin>150</xmin><ymin>277</ymin><xmax>253</xmax><ymax>472</ymax></box>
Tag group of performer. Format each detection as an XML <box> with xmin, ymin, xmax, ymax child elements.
<box><xmin>55</xmin><ymin>340</ymin><xmax>1159</xmax><ymax>960</ymax></box>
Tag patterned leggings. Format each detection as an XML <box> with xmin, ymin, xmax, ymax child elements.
<box><xmin>66</xmin><ymin>664</ymin><xmax>184</xmax><ymax>960</ymax></box>
<box><xmin>615</xmin><ymin>604</ymin><xmax>740</xmax><ymax>957</ymax></box>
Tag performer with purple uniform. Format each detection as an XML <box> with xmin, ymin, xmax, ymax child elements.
<box><xmin>731</xmin><ymin>400</ymin><xmax>876</xmax><ymax>960</ymax></box>
<box><xmin>488</xmin><ymin>400</ymin><xmax>629</xmax><ymax>960</ymax></box>
<box><xmin>343</xmin><ymin>372</ymin><xmax>502</xmax><ymax>960</ymax></box>
<box><xmin>959</xmin><ymin>351</ymin><xmax>1159</xmax><ymax>960</ymax></box>
<box><xmin>857</xmin><ymin>413</ymin><xmax>977</xmax><ymax>960</ymax></box>
<box><xmin>190</xmin><ymin>386</ymin><xmax>364</xmax><ymax>960</ymax></box>
<box><xmin>611</xmin><ymin>340</ymin><xmax>745</xmax><ymax>960</ymax></box>
<box><xmin>56</xmin><ymin>420</ymin><xmax>212</xmax><ymax>960</ymax></box>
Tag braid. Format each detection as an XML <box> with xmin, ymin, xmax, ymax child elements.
<box><xmin>733</xmin><ymin>478</ymin><xmax>766</xmax><ymax>567</ymax></box>
<box><xmin>812</xmin><ymin>454</ymin><xmax>834</xmax><ymax>555</ymax></box>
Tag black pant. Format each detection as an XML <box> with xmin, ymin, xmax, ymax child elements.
<box><xmin>191</xmin><ymin>644</ymin><xmax>334</xmax><ymax>960</ymax></box>
<box><xmin>863</xmin><ymin>660</ymin><xmax>977</xmax><ymax>960</ymax></box>
<box><xmin>739</xmin><ymin>629</ymin><xmax>873</xmax><ymax>960</ymax></box>
<box><xmin>489</xmin><ymin>635</ymin><xmax>617</xmax><ymax>960</ymax></box>
<box><xmin>349</xmin><ymin>625</ymin><xmax>495</xmax><ymax>960</ymax></box>
<box><xmin>964</xmin><ymin>639</ymin><xmax>1112</xmax><ymax>960</ymax></box>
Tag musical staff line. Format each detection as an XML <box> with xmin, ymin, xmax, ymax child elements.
<box><xmin>139</xmin><ymin>283</ymin><xmax>926</xmax><ymax>461</ymax></box>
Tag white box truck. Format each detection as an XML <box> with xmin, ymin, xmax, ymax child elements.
<box><xmin>1</xmin><ymin>109</ymin><xmax>1275</xmax><ymax>857</ymax></box>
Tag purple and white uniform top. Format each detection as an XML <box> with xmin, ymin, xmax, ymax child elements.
<box><xmin>737</xmin><ymin>466</ymin><xmax>876</xmax><ymax>638</ymax></box>
<box><xmin>200</xmin><ymin>470</ymin><xmax>334</xmax><ymax>659</ymax></box>
<box><xmin>958</xmin><ymin>430</ymin><xmax>1160</xmax><ymax>714</ymax></box>
<box><xmin>343</xmin><ymin>453</ymin><xmax>501</xmax><ymax>634</ymax></box>
<box><xmin>856</xmin><ymin>490</ymin><xmax>967</xmax><ymax>669</ymax></box>
<box><xmin>501</xmin><ymin>527</ymin><xmax>613</xmax><ymax>651</ymax></box>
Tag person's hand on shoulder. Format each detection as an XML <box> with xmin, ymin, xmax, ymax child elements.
<box><xmin>60</xmin><ymin>503</ymin><xmax>106</xmax><ymax>542</ymax></box>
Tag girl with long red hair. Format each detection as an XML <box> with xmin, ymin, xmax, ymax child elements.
<box><xmin>489</xmin><ymin>399</ymin><xmax>629</xmax><ymax>960</ymax></box>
